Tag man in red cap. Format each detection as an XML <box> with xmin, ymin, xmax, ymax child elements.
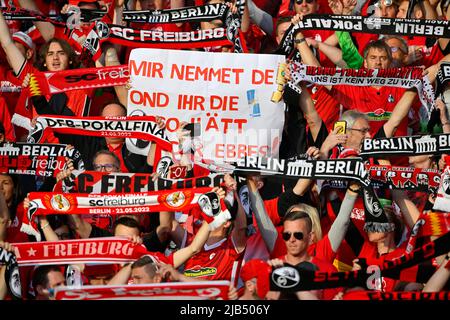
<box><xmin>11</xmin><ymin>32</ymin><xmax>35</xmax><ymax>61</ymax></box>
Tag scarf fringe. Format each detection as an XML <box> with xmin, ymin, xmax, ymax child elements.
<box><xmin>363</xmin><ymin>222</ymin><xmax>395</xmax><ymax>234</ymax></box>
<box><xmin>20</xmin><ymin>223</ymin><xmax>41</xmax><ymax>242</ymax></box>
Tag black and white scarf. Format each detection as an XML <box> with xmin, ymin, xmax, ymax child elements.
<box><xmin>234</xmin><ymin>156</ymin><xmax>371</xmax><ymax>186</ymax></box>
<box><xmin>270</xmin><ymin>231</ymin><xmax>450</xmax><ymax>291</ymax></box>
<box><xmin>360</xmin><ymin>133</ymin><xmax>450</xmax><ymax>157</ymax></box>
<box><xmin>289</xmin><ymin>63</ymin><xmax>435</xmax><ymax>115</ymax></box>
<box><xmin>435</xmin><ymin>61</ymin><xmax>450</xmax><ymax>98</ymax></box>
<box><xmin>0</xmin><ymin>248</ymin><xmax>22</xmax><ymax>300</ymax></box>
<box><xmin>80</xmin><ymin>3</ymin><xmax>229</xmax><ymax>24</ymax></box>
<box><xmin>0</xmin><ymin>142</ymin><xmax>84</xmax><ymax>177</ymax></box>
<box><xmin>27</xmin><ymin>115</ymin><xmax>172</xmax><ymax>151</ymax></box>
<box><xmin>276</xmin><ymin>15</ymin><xmax>450</xmax><ymax>57</ymax></box>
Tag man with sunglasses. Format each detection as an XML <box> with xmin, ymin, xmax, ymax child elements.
<box><xmin>267</xmin><ymin>210</ymin><xmax>342</xmax><ymax>300</ymax></box>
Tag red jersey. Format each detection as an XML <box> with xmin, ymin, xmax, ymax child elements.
<box><xmin>308</xmin><ymin>85</ymin><xmax>340</xmax><ymax>132</ymax></box>
<box><xmin>15</xmin><ymin>60</ymin><xmax>92</xmax><ymax>119</ymax></box>
<box><xmin>302</xmin><ymin>29</ymin><xmax>335</xmax><ymax>67</ymax></box>
<box><xmin>5</xmin><ymin>204</ymin><xmax>30</xmax><ymax>243</ymax></box>
<box><xmin>0</xmin><ymin>96</ymin><xmax>16</xmax><ymax>142</ymax></box>
<box><xmin>331</xmin><ymin>85</ymin><xmax>409</xmax><ymax>137</ymax></box>
<box><xmin>358</xmin><ymin>241</ymin><xmax>406</xmax><ymax>292</ymax></box>
<box><xmin>183</xmin><ymin>237</ymin><xmax>245</xmax><ymax>287</ymax></box>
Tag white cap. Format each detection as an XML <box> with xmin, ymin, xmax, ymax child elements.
<box><xmin>12</xmin><ymin>31</ymin><xmax>34</xmax><ymax>50</ymax></box>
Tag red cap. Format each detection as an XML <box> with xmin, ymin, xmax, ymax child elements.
<box><xmin>12</xmin><ymin>31</ymin><xmax>34</xmax><ymax>50</ymax></box>
<box><xmin>240</xmin><ymin>259</ymin><xmax>271</xmax><ymax>299</ymax></box>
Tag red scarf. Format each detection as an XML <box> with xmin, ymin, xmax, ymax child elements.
<box><xmin>22</xmin><ymin>187</ymin><xmax>213</xmax><ymax>240</ymax></box>
<box><xmin>26</xmin><ymin>65</ymin><xmax>128</xmax><ymax>97</ymax></box>
<box><xmin>54</xmin><ymin>170</ymin><xmax>225</xmax><ymax>193</ymax></box>
<box><xmin>53</xmin><ymin>281</ymin><xmax>231</xmax><ymax>300</ymax></box>
<box><xmin>12</xmin><ymin>237</ymin><xmax>148</xmax><ymax>266</ymax></box>
<box><xmin>343</xmin><ymin>290</ymin><xmax>450</xmax><ymax>300</ymax></box>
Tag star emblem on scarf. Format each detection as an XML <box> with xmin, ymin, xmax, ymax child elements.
<box><xmin>27</xmin><ymin>247</ymin><xmax>37</xmax><ymax>256</ymax></box>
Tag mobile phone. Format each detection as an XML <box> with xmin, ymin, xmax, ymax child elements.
<box><xmin>333</xmin><ymin>121</ymin><xmax>347</xmax><ymax>134</ymax></box>
<box><xmin>184</xmin><ymin>123</ymin><xmax>201</xmax><ymax>137</ymax></box>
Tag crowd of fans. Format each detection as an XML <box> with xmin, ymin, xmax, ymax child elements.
<box><xmin>0</xmin><ymin>0</ymin><xmax>449</xmax><ymax>300</ymax></box>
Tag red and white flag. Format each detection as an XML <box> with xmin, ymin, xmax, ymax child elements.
<box><xmin>53</xmin><ymin>281</ymin><xmax>231</xmax><ymax>300</ymax></box>
<box><xmin>22</xmin><ymin>187</ymin><xmax>213</xmax><ymax>240</ymax></box>
<box><xmin>12</xmin><ymin>237</ymin><xmax>148</xmax><ymax>266</ymax></box>
<box><xmin>26</xmin><ymin>65</ymin><xmax>129</xmax><ymax>96</ymax></box>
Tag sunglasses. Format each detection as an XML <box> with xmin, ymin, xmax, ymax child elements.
<box><xmin>282</xmin><ymin>231</ymin><xmax>304</xmax><ymax>241</ymax></box>
<box><xmin>390</xmin><ymin>46</ymin><xmax>407</xmax><ymax>54</ymax></box>
<box><xmin>295</xmin><ymin>0</ymin><xmax>315</xmax><ymax>4</ymax></box>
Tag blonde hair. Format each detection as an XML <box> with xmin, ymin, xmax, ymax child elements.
<box><xmin>286</xmin><ymin>203</ymin><xmax>322</xmax><ymax>242</ymax></box>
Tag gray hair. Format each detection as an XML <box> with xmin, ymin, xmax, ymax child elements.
<box><xmin>382</xmin><ymin>35</ymin><xmax>408</xmax><ymax>54</ymax></box>
<box><xmin>339</xmin><ymin>110</ymin><xmax>369</xmax><ymax>129</ymax></box>
<box><xmin>92</xmin><ymin>149</ymin><xmax>121</xmax><ymax>169</ymax></box>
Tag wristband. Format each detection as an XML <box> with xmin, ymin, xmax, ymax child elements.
<box><xmin>41</xmin><ymin>222</ymin><xmax>50</xmax><ymax>230</ymax></box>
<box><xmin>348</xmin><ymin>185</ymin><xmax>360</xmax><ymax>193</ymax></box>
<box><xmin>294</xmin><ymin>38</ymin><xmax>306</xmax><ymax>45</ymax></box>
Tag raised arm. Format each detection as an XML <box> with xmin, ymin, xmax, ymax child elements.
<box><xmin>0</xmin><ymin>186</ymin><xmax>10</xmax><ymax>242</ymax></box>
<box><xmin>247</xmin><ymin>177</ymin><xmax>278</xmax><ymax>252</ymax></box>
<box><xmin>308</xmin><ymin>38</ymin><xmax>347</xmax><ymax>68</ymax></box>
<box><xmin>17</xmin><ymin>0</ymin><xmax>55</xmax><ymax>42</ymax></box>
<box><xmin>436</xmin><ymin>99</ymin><xmax>450</xmax><ymax>134</ymax></box>
<box><xmin>246</xmin><ymin>0</ymin><xmax>273</xmax><ymax>35</ymax></box>
<box><xmin>0</xmin><ymin>11</ymin><xmax>27</xmax><ymax>74</ymax></box>
<box><xmin>422</xmin><ymin>252</ymin><xmax>450</xmax><ymax>292</ymax></box>
<box><xmin>172</xmin><ymin>221</ymin><xmax>210</xmax><ymax>268</ymax></box>
<box><xmin>383</xmin><ymin>89</ymin><xmax>417</xmax><ymax>138</ymax></box>
<box><xmin>391</xmin><ymin>190</ymin><xmax>420</xmax><ymax>229</ymax></box>
<box><xmin>298</xmin><ymin>84</ymin><xmax>323</xmax><ymax>142</ymax></box>
<box><xmin>328</xmin><ymin>183</ymin><xmax>359</xmax><ymax>252</ymax></box>
<box><xmin>107</xmin><ymin>263</ymin><xmax>132</xmax><ymax>285</ymax></box>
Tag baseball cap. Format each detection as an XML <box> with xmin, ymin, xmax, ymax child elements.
<box><xmin>240</xmin><ymin>259</ymin><xmax>271</xmax><ymax>299</ymax></box>
<box><xmin>12</xmin><ymin>31</ymin><xmax>34</xmax><ymax>50</ymax></box>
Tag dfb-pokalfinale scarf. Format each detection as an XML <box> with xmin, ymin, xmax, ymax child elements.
<box><xmin>26</xmin><ymin>115</ymin><xmax>172</xmax><ymax>150</ymax></box>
